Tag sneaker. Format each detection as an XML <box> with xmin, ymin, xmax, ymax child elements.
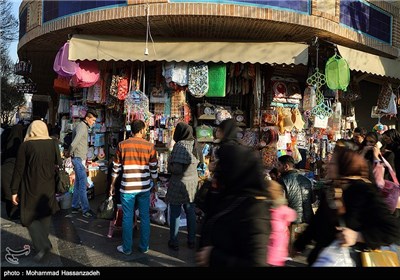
<box><xmin>82</xmin><ymin>210</ymin><xmax>96</xmax><ymax>218</ymax></box>
<box><xmin>117</xmin><ymin>245</ymin><xmax>132</xmax><ymax>255</ymax></box>
<box><xmin>71</xmin><ymin>207</ymin><xmax>81</xmax><ymax>214</ymax></box>
<box><xmin>139</xmin><ymin>248</ymin><xmax>149</xmax><ymax>254</ymax></box>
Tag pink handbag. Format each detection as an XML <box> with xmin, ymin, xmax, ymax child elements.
<box><xmin>374</xmin><ymin>156</ymin><xmax>400</xmax><ymax>213</ymax></box>
<box><xmin>71</xmin><ymin>60</ymin><xmax>100</xmax><ymax>88</ymax></box>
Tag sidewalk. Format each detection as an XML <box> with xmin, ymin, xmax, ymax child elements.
<box><xmin>1</xmin><ymin>195</ymin><xmax>307</xmax><ymax>268</ymax></box>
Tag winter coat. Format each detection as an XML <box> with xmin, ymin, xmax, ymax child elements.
<box><xmin>200</xmin><ymin>196</ymin><xmax>271</xmax><ymax>267</ymax></box>
<box><xmin>267</xmin><ymin>204</ymin><xmax>297</xmax><ymax>266</ymax></box>
<box><xmin>279</xmin><ymin>170</ymin><xmax>314</xmax><ymax>224</ymax></box>
<box><xmin>10</xmin><ymin>140</ymin><xmax>60</xmax><ymax>227</ymax></box>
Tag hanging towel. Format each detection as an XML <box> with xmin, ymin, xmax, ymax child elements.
<box><xmin>206</xmin><ymin>63</ymin><xmax>226</xmax><ymax>97</ymax></box>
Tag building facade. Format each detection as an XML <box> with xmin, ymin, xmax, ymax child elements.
<box><xmin>17</xmin><ymin>0</ymin><xmax>400</xmax><ymax>126</ymax></box>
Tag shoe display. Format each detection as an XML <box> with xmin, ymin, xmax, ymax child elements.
<box><xmin>82</xmin><ymin>210</ymin><xmax>96</xmax><ymax>218</ymax></box>
<box><xmin>117</xmin><ymin>245</ymin><xmax>132</xmax><ymax>255</ymax></box>
<box><xmin>168</xmin><ymin>241</ymin><xmax>179</xmax><ymax>251</ymax></box>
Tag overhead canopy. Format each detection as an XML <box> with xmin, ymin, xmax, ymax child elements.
<box><xmin>337</xmin><ymin>45</ymin><xmax>400</xmax><ymax>80</ymax></box>
<box><xmin>69</xmin><ymin>34</ymin><xmax>309</xmax><ymax>65</ymax></box>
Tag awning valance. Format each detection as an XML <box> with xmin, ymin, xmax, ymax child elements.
<box><xmin>69</xmin><ymin>34</ymin><xmax>309</xmax><ymax>65</ymax></box>
<box><xmin>337</xmin><ymin>45</ymin><xmax>400</xmax><ymax>80</ymax></box>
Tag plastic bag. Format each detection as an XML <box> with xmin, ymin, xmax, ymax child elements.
<box><xmin>151</xmin><ymin>210</ymin><xmax>166</xmax><ymax>225</ymax></box>
<box><xmin>150</xmin><ymin>192</ymin><xmax>167</xmax><ymax>211</ymax></box>
<box><xmin>97</xmin><ymin>196</ymin><xmax>116</xmax><ymax>220</ymax></box>
<box><xmin>312</xmin><ymin>240</ymin><xmax>356</xmax><ymax>267</ymax></box>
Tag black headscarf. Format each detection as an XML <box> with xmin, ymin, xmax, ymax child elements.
<box><xmin>215</xmin><ymin>143</ymin><xmax>267</xmax><ymax>198</ymax></box>
<box><xmin>173</xmin><ymin>122</ymin><xmax>201</xmax><ymax>160</ymax></box>
<box><xmin>173</xmin><ymin>122</ymin><xmax>195</xmax><ymax>142</ymax></box>
<box><xmin>219</xmin><ymin>119</ymin><xmax>240</xmax><ymax>144</ymax></box>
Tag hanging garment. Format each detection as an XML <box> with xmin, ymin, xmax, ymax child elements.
<box><xmin>206</xmin><ymin>63</ymin><xmax>226</xmax><ymax>97</ymax></box>
<box><xmin>188</xmin><ymin>63</ymin><xmax>209</xmax><ymax>98</ymax></box>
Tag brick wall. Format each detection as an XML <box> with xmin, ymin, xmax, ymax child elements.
<box><xmin>19</xmin><ymin>0</ymin><xmax>400</xmax><ymax>57</ymax></box>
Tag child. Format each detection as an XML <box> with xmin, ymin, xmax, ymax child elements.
<box><xmin>266</xmin><ymin>180</ymin><xmax>297</xmax><ymax>266</ymax></box>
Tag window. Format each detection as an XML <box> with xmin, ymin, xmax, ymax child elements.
<box><xmin>340</xmin><ymin>0</ymin><xmax>392</xmax><ymax>44</ymax></box>
<box><xmin>42</xmin><ymin>0</ymin><xmax>127</xmax><ymax>23</ymax></box>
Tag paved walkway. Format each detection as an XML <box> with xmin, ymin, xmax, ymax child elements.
<box><xmin>1</xmin><ymin>194</ymin><xmax>307</xmax><ymax>269</ymax></box>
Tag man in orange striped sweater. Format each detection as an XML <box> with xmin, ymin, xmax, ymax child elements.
<box><xmin>109</xmin><ymin>120</ymin><xmax>158</xmax><ymax>255</ymax></box>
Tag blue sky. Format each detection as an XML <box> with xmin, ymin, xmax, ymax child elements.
<box><xmin>9</xmin><ymin>0</ymin><xmax>21</xmax><ymax>63</ymax></box>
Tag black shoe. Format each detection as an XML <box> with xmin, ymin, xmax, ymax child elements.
<box><xmin>168</xmin><ymin>241</ymin><xmax>179</xmax><ymax>251</ymax></box>
<box><xmin>187</xmin><ymin>241</ymin><xmax>195</xmax><ymax>249</ymax></box>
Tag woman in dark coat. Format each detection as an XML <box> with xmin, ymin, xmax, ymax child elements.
<box><xmin>294</xmin><ymin>140</ymin><xmax>400</xmax><ymax>266</ymax></box>
<box><xmin>1</xmin><ymin>124</ymin><xmax>24</xmax><ymax>219</ymax></box>
<box><xmin>196</xmin><ymin>141</ymin><xmax>271</xmax><ymax>267</ymax></box>
<box><xmin>11</xmin><ymin>120</ymin><xmax>61</xmax><ymax>262</ymax></box>
<box><xmin>166</xmin><ymin>122</ymin><xmax>200</xmax><ymax>250</ymax></box>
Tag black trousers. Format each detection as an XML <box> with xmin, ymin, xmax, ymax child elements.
<box><xmin>27</xmin><ymin>216</ymin><xmax>52</xmax><ymax>253</ymax></box>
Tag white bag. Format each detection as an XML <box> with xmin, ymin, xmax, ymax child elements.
<box><xmin>312</xmin><ymin>240</ymin><xmax>356</xmax><ymax>267</ymax></box>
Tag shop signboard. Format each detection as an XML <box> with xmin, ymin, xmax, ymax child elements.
<box><xmin>15</xmin><ymin>83</ymin><xmax>37</xmax><ymax>94</ymax></box>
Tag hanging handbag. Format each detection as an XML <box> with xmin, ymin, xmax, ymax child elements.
<box><xmin>53</xmin><ymin>140</ymin><xmax>70</xmax><ymax>194</ymax></box>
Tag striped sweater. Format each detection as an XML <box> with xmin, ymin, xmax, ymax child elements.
<box><xmin>112</xmin><ymin>137</ymin><xmax>158</xmax><ymax>193</ymax></box>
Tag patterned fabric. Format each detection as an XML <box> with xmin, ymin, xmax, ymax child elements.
<box><xmin>170</xmin><ymin>90</ymin><xmax>186</xmax><ymax>118</ymax></box>
<box><xmin>169</xmin><ymin>140</ymin><xmax>195</xmax><ymax>164</ymax></box>
<box><xmin>188</xmin><ymin>63</ymin><xmax>208</xmax><ymax>98</ymax></box>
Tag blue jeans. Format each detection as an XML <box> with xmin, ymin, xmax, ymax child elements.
<box><xmin>71</xmin><ymin>157</ymin><xmax>90</xmax><ymax>213</ymax></box>
<box><xmin>169</xmin><ymin>203</ymin><xmax>196</xmax><ymax>245</ymax></box>
<box><xmin>120</xmin><ymin>190</ymin><xmax>150</xmax><ymax>253</ymax></box>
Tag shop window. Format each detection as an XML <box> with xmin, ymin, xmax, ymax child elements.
<box><xmin>340</xmin><ymin>0</ymin><xmax>392</xmax><ymax>44</ymax></box>
<box><xmin>42</xmin><ymin>0</ymin><xmax>127</xmax><ymax>23</ymax></box>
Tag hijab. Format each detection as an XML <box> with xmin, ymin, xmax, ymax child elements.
<box><xmin>173</xmin><ymin>122</ymin><xmax>195</xmax><ymax>142</ymax></box>
<box><xmin>24</xmin><ymin>120</ymin><xmax>51</xmax><ymax>142</ymax></box>
<box><xmin>219</xmin><ymin>119</ymin><xmax>240</xmax><ymax>144</ymax></box>
<box><xmin>173</xmin><ymin>122</ymin><xmax>201</xmax><ymax>160</ymax></box>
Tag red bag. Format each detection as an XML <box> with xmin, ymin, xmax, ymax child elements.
<box><xmin>374</xmin><ymin>156</ymin><xmax>400</xmax><ymax>213</ymax></box>
<box><xmin>53</xmin><ymin>76</ymin><xmax>71</xmax><ymax>95</ymax></box>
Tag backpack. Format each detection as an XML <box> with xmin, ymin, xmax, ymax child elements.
<box><xmin>325</xmin><ymin>54</ymin><xmax>350</xmax><ymax>91</ymax></box>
